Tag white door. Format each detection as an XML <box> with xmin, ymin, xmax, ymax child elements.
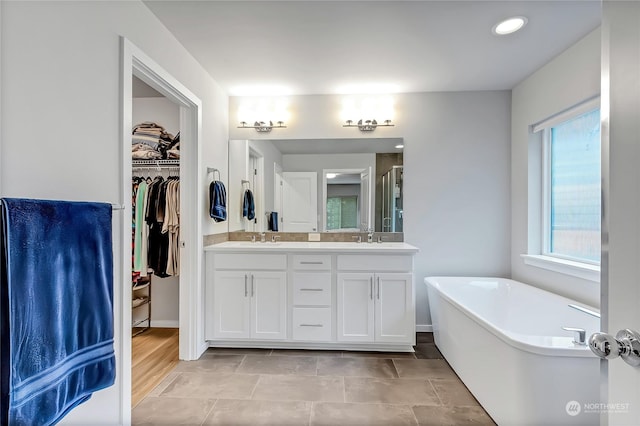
<box><xmin>601</xmin><ymin>3</ymin><xmax>640</xmax><ymax>424</ymax></box>
<box><xmin>274</xmin><ymin>163</ymin><xmax>283</xmax><ymax>230</ymax></box>
<box><xmin>212</xmin><ymin>271</ymin><xmax>251</xmax><ymax>339</ymax></box>
<box><xmin>250</xmin><ymin>272</ymin><xmax>287</xmax><ymax>340</ymax></box>
<box><xmin>337</xmin><ymin>273</ymin><xmax>374</xmax><ymax>342</ymax></box>
<box><xmin>375</xmin><ymin>273</ymin><xmax>413</xmax><ymax>343</ymax></box>
<box><xmin>282</xmin><ymin>172</ymin><xmax>318</xmax><ymax>232</ymax></box>
<box><xmin>360</xmin><ymin>167</ymin><xmax>372</xmax><ymax>231</ymax></box>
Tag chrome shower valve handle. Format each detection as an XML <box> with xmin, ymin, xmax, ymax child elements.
<box><xmin>589</xmin><ymin>329</ymin><xmax>640</xmax><ymax>367</ymax></box>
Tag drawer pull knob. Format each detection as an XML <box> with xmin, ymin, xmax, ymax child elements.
<box><xmin>300</xmin><ymin>261</ymin><xmax>324</xmax><ymax>265</ymax></box>
<box><xmin>300</xmin><ymin>288</ymin><xmax>323</xmax><ymax>292</ymax></box>
<box><xmin>300</xmin><ymin>324</ymin><xmax>323</xmax><ymax>327</ymax></box>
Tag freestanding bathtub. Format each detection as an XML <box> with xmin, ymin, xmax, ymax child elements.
<box><xmin>425</xmin><ymin>276</ymin><xmax>600</xmax><ymax>426</ymax></box>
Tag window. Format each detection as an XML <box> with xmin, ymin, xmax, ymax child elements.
<box><xmin>326</xmin><ymin>196</ymin><xmax>358</xmax><ymax>230</ymax></box>
<box><xmin>544</xmin><ymin>107</ymin><xmax>601</xmax><ymax>264</ymax></box>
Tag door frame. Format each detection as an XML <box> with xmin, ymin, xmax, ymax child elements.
<box><xmin>121</xmin><ymin>37</ymin><xmax>203</xmax><ymax>422</ymax></box>
<box><xmin>322</xmin><ymin>168</ymin><xmax>369</xmax><ymax>232</ymax></box>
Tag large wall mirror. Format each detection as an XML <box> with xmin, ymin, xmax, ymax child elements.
<box><xmin>228</xmin><ymin>138</ymin><xmax>403</xmax><ymax>235</ymax></box>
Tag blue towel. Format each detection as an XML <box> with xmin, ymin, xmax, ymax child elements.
<box><xmin>209</xmin><ymin>181</ymin><xmax>227</xmax><ymax>222</ymax></box>
<box><xmin>0</xmin><ymin>198</ymin><xmax>116</xmax><ymax>426</ymax></box>
<box><xmin>243</xmin><ymin>189</ymin><xmax>255</xmax><ymax>220</ymax></box>
<box><xmin>269</xmin><ymin>212</ymin><xmax>279</xmax><ymax>232</ymax></box>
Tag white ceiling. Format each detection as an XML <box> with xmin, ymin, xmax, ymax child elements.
<box><xmin>144</xmin><ymin>0</ymin><xmax>601</xmax><ymax>96</ymax></box>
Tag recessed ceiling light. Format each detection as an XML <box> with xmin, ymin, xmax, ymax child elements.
<box><xmin>326</xmin><ymin>173</ymin><xmax>338</xmax><ymax>179</ymax></box>
<box><xmin>395</xmin><ymin>144</ymin><xmax>404</xmax><ymax>149</ymax></box>
<box><xmin>492</xmin><ymin>16</ymin><xmax>528</xmax><ymax>35</ymax></box>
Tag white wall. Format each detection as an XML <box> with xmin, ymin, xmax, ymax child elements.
<box><xmin>0</xmin><ymin>1</ymin><xmax>228</xmax><ymax>424</ymax></box>
<box><xmin>511</xmin><ymin>29</ymin><xmax>601</xmax><ymax>307</ymax></box>
<box><xmin>132</xmin><ymin>97</ymin><xmax>180</xmax><ymax>326</ymax></box>
<box><xmin>283</xmin><ymin>153</ymin><xmax>376</xmax><ymax>232</ymax></box>
<box><xmin>231</xmin><ymin>92</ymin><xmax>512</xmax><ymax>329</ymax></box>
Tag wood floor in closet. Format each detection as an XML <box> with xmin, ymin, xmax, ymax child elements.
<box><xmin>132</xmin><ymin>327</ymin><xmax>179</xmax><ymax>408</ymax></box>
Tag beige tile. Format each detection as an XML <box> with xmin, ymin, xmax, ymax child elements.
<box><xmin>146</xmin><ymin>372</ymin><xmax>179</xmax><ymax>398</ymax></box>
<box><xmin>132</xmin><ymin>396</ymin><xmax>215</xmax><ymax>425</ymax></box>
<box><xmin>237</xmin><ymin>355</ymin><xmax>318</xmax><ymax>376</ymax></box>
<box><xmin>174</xmin><ymin>355</ymin><xmax>244</xmax><ymax>373</ymax></box>
<box><xmin>204</xmin><ymin>347</ymin><xmax>272</xmax><ymax>356</ymax></box>
<box><xmin>430</xmin><ymin>379</ymin><xmax>480</xmax><ymax>406</ymax></box>
<box><xmin>393</xmin><ymin>359</ymin><xmax>457</xmax><ymax>379</ymax></box>
<box><xmin>344</xmin><ymin>377</ymin><xmax>440</xmax><ymax>405</ymax></box>
<box><xmin>343</xmin><ymin>350</ymin><xmax>416</xmax><ymax>359</ymax></box>
<box><xmin>159</xmin><ymin>372</ymin><xmax>259</xmax><ymax>399</ymax></box>
<box><xmin>412</xmin><ymin>405</ymin><xmax>496</xmax><ymax>426</ymax></box>
<box><xmin>311</xmin><ymin>402</ymin><xmax>417</xmax><ymax>426</ymax></box>
<box><xmin>203</xmin><ymin>399</ymin><xmax>311</xmax><ymax>425</ymax></box>
<box><xmin>317</xmin><ymin>357</ymin><xmax>398</xmax><ymax>378</ymax></box>
<box><xmin>271</xmin><ymin>349</ymin><xmax>342</xmax><ymax>357</ymax></box>
<box><xmin>252</xmin><ymin>375</ymin><xmax>344</xmax><ymax>402</ymax></box>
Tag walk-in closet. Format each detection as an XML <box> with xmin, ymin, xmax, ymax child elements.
<box><xmin>131</xmin><ymin>76</ymin><xmax>181</xmax><ymax>407</ymax></box>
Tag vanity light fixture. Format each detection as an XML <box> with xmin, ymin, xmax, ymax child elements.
<box><xmin>343</xmin><ymin>119</ymin><xmax>394</xmax><ymax>132</ymax></box>
<box><xmin>238</xmin><ymin>121</ymin><xmax>287</xmax><ymax>133</ymax></box>
<box><xmin>492</xmin><ymin>16</ymin><xmax>528</xmax><ymax>35</ymax></box>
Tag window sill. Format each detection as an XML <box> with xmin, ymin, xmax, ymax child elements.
<box><xmin>521</xmin><ymin>254</ymin><xmax>600</xmax><ymax>282</ymax></box>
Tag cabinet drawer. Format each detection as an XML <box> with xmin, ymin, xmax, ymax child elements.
<box><xmin>292</xmin><ymin>308</ymin><xmax>331</xmax><ymax>341</ymax></box>
<box><xmin>292</xmin><ymin>255</ymin><xmax>331</xmax><ymax>270</ymax></box>
<box><xmin>214</xmin><ymin>253</ymin><xmax>287</xmax><ymax>270</ymax></box>
<box><xmin>337</xmin><ymin>255</ymin><xmax>412</xmax><ymax>272</ymax></box>
<box><xmin>292</xmin><ymin>272</ymin><xmax>331</xmax><ymax>305</ymax></box>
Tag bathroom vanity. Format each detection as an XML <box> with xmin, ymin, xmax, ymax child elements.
<box><xmin>204</xmin><ymin>241</ymin><xmax>419</xmax><ymax>352</ymax></box>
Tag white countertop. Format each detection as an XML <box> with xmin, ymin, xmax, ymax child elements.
<box><xmin>204</xmin><ymin>241</ymin><xmax>419</xmax><ymax>254</ymax></box>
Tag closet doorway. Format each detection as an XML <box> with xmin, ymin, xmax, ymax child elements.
<box><xmin>130</xmin><ymin>76</ymin><xmax>181</xmax><ymax>407</ymax></box>
<box><xmin>122</xmin><ymin>38</ymin><xmax>204</xmax><ymax>416</ymax></box>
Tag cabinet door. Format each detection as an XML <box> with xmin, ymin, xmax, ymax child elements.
<box><xmin>212</xmin><ymin>271</ymin><xmax>251</xmax><ymax>339</ymax></box>
<box><xmin>375</xmin><ymin>273</ymin><xmax>414</xmax><ymax>343</ymax></box>
<box><xmin>337</xmin><ymin>273</ymin><xmax>374</xmax><ymax>342</ymax></box>
<box><xmin>251</xmin><ymin>271</ymin><xmax>287</xmax><ymax>340</ymax></box>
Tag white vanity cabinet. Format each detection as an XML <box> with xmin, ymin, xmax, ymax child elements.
<box><xmin>205</xmin><ymin>242</ymin><xmax>417</xmax><ymax>351</ymax></box>
<box><xmin>337</xmin><ymin>255</ymin><xmax>414</xmax><ymax>344</ymax></box>
<box><xmin>291</xmin><ymin>255</ymin><xmax>332</xmax><ymax>342</ymax></box>
<box><xmin>207</xmin><ymin>253</ymin><xmax>287</xmax><ymax>340</ymax></box>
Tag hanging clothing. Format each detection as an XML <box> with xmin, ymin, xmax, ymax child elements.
<box><xmin>209</xmin><ymin>180</ymin><xmax>227</xmax><ymax>222</ymax></box>
<box><xmin>243</xmin><ymin>189</ymin><xmax>255</xmax><ymax>220</ymax></box>
<box><xmin>163</xmin><ymin>178</ymin><xmax>180</xmax><ymax>276</ymax></box>
<box><xmin>133</xmin><ymin>180</ymin><xmax>149</xmax><ymax>276</ymax></box>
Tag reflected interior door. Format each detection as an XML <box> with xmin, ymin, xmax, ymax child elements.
<box><xmin>282</xmin><ymin>172</ymin><xmax>317</xmax><ymax>232</ymax></box>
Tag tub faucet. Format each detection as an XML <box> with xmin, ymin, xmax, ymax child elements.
<box><xmin>367</xmin><ymin>229</ymin><xmax>374</xmax><ymax>243</ymax></box>
<box><xmin>352</xmin><ymin>235</ymin><xmax>361</xmax><ymax>243</ymax></box>
<box><xmin>562</xmin><ymin>326</ymin><xmax>586</xmax><ymax>345</ymax></box>
<box><xmin>271</xmin><ymin>235</ymin><xmax>281</xmax><ymax>243</ymax></box>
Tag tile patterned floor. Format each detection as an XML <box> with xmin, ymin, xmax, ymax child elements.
<box><xmin>132</xmin><ymin>333</ymin><xmax>496</xmax><ymax>425</ymax></box>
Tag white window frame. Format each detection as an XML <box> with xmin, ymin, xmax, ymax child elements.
<box><xmin>522</xmin><ymin>96</ymin><xmax>601</xmax><ymax>281</ymax></box>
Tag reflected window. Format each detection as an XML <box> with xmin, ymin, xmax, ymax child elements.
<box><xmin>327</xmin><ymin>196</ymin><xmax>358</xmax><ymax>230</ymax></box>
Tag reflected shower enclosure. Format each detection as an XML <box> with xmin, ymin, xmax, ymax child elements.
<box><xmin>381</xmin><ymin>166</ymin><xmax>403</xmax><ymax>232</ymax></box>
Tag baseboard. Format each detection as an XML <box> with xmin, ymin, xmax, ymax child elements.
<box><xmin>150</xmin><ymin>320</ymin><xmax>179</xmax><ymax>328</ymax></box>
<box><xmin>416</xmin><ymin>324</ymin><xmax>433</xmax><ymax>332</ymax></box>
